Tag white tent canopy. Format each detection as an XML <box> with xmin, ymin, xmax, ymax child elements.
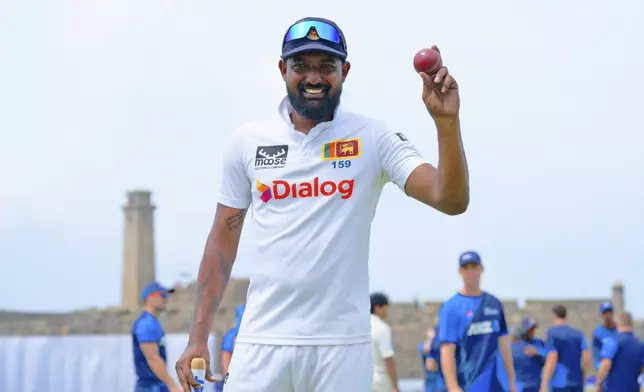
<box><xmin>0</xmin><ymin>334</ymin><xmax>217</xmax><ymax>392</ymax></box>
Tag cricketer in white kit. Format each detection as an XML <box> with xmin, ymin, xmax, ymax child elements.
<box><xmin>175</xmin><ymin>15</ymin><xmax>470</xmax><ymax>392</ymax></box>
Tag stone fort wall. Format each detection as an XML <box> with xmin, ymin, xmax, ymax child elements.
<box><xmin>1</xmin><ymin>278</ymin><xmax>639</xmax><ymax>379</ymax></box>
<box><xmin>1</xmin><ymin>192</ymin><xmax>639</xmax><ymax>379</ymax></box>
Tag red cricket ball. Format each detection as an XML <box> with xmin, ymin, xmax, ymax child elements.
<box><xmin>413</xmin><ymin>48</ymin><xmax>442</xmax><ymax>74</ymax></box>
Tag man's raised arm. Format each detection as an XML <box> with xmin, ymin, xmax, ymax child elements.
<box><xmin>375</xmin><ymin>53</ymin><xmax>469</xmax><ymax>216</ymax></box>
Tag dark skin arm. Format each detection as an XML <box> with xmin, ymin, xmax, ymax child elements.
<box><xmin>175</xmin><ymin>204</ymin><xmax>247</xmax><ymax>392</ymax></box>
<box><xmin>404</xmin><ymin>118</ymin><xmax>469</xmax><ymax>215</ymax></box>
<box><xmin>405</xmin><ymin>46</ymin><xmax>469</xmax><ymax>215</ymax></box>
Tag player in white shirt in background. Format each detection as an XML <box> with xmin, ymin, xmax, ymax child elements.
<box><xmin>175</xmin><ymin>15</ymin><xmax>470</xmax><ymax>392</ymax></box>
<box><xmin>371</xmin><ymin>293</ymin><xmax>400</xmax><ymax>392</ymax></box>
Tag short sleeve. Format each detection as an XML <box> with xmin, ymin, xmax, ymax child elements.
<box><xmin>377</xmin><ymin>326</ymin><xmax>395</xmax><ymax>359</ymax></box>
<box><xmin>134</xmin><ymin>318</ymin><xmax>163</xmax><ymax>344</ymax></box>
<box><xmin>599</xmin><ymin>337</ymin><xmax>617</xmax><ymax>359</ymax></box>
<box><xmin>498</xmin><ymin>306</ymin><xmax>508</xmax><ymax>337</ymax></box>
<box><xmin>580</xmin><ymin>334</ymin><xmax>589</xmax><ymax>351</ymax></box>
<box><xmin>217</xmin><ymin>129</ymin><xmax>252</xmax><ymax>209</ymax></box>
<box><xmin>438</xmin><ymin>304</ymin><xmax>460</xmax><ymax>344</ymax></box>
<box><xmin>374</xmin><ymin>126</ymin><xmax>427</xmax><ymax>192</ymax></box>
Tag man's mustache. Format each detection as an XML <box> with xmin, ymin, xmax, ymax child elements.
<box><xmin>298</xmin><ymin>83</ymin><xmax>330</xmax><ymax>91</ymax></box>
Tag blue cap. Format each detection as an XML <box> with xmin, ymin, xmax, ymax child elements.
<box><xmin>459</xmin><ymin>251</ymin><xmax>482</xmax><ymax>266</ymax></box>
<box><xmin>141</xmin><ymin>281</ymin><xmax>175</xmax><ymax>301</ymax></box>
<box><xmin>600</xmin><ymin>302</ymin><xmax>613</xmax><ymax>314</ymax></box>
<box><xmin>281</xmin><ymin>17</ymin><xmax>348</xmax><ymax>60</ymax></box>
<box><xmin>522</xmin><ymin>317</ymin><xmax>538</xmax><ymax>332</ymax></box>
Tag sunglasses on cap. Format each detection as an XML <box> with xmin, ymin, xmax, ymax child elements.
<box><xmin>151</xmin><ymin>291</ymin><xmax>168</xmax><ymax>299</ymax></box>
<box><xmin>284</xmin><ymin>20</ymin><xmax>341</xmax><ymax>44</ymax></box>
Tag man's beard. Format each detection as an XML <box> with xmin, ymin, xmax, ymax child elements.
<box><xmin>287</xmin><ymin>82</ymin><xmax>342</xmax><ymax>122</ymax></box>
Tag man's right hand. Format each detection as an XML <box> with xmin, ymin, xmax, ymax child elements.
<box><xmin>447</xmin><ymin>387</ymin><xmax>463</xmax><ymax>392</ymax></box>
<box><xmin>170</xmin><ymin>386</ymin><xmax>184</xmax><ymax>392</ymax></box>
<box><xmin>175</xmin><ymin>342</ymin><xmax>216</xmax><ymax>392</ymax></box>
<box><xmin>524</xmin><ymin>345</ymin><xmax>538</xmax><ymax>357</ymax></box>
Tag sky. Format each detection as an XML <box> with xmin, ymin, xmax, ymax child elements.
<box><xmin>1</xmin><ymin>0</ymin><xmax>643</xmax><ymax>317</ymax></box>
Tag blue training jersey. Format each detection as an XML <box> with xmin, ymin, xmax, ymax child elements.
<box><xmin>438</xmin><ymin>291</ymin><xmax>510</xmax><ymax>391</ymax></box>
<box><xmin>132</xmin><ymin>311</ymin><xmax>167</xmax><ymax>386</ymax></box>
<box><xmin>511</xmin><ymin>337</ymin><xmax>547</xmax><ymax>389</ymax></box>
<box><xmin>418</xmin><ymin>338</ymin><xmax>443</xmax><ymax>384</ymax></box>
<box><xmin>591</xmin><ymin>324</ymin><xmax>617</xmax><ymax>369</ymax></box>
<box><xmin>545</xmin><ymin>324</ymin><xmax>588</xmax><ymax>388</ymax></box>
<box><xmin>428</xmin><ymin>331</ymin><xmax>446</xmax><ymax>391</ymax></box>
<box><xmin>221</xmin><ymin>328</ymin><xmax>237</xmax><ymax>353</ymax></box>
<box><xmin>221</xmin><ymin>304</ymin><xmax>246</xmax><ymax>354</ymax></box>
<box><xmin>600</xmin><ymin>331</ymin><xmax>644</xmax><ymax>392</ymax></box>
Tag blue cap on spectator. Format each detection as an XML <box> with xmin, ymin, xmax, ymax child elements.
<box><xmin>141</xmin><ymin>281</ymin><xmax>175</xmax><ymax>301</ymax></box>
<box><xmin>459</xmin><ymin>251</ymin><xmax>482</xmax><ymax>266</ymax></box>
<box><xmin>522</xmin><ymin>317</ymin><xmax>538</xmax><ymax>332</ymax></box>
<box><xmin>600</xmin><ymin>302</ymin><xmax>613</xmax><ymax>314</ymax></box>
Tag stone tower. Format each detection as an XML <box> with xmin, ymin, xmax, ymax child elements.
<box><xmin>611</xmin><ymin>280</ymin><xmax>625</xmax><ymax>314</ymax></box>
<box><xmin>121</xmin><ymin>190</ymin><xmax>157</xmax><ymax>311</ymax></box>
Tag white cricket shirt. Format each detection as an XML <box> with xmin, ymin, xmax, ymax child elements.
<box><xmin>218</xmin><ymin>97</ymin><xmax>427</xmax><ymax>346</ymax></box>
<box><xmin>371</xmin><ymin>314</ymin><xmax>395</xmax><ymax>390</ymax></box>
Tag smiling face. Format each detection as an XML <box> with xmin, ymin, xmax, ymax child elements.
<box><xmin>279</xmin><ymin>51</ymin><xmax>350</xmax><ymax>122</ymax></box>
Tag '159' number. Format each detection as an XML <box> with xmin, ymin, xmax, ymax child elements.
<box><xmin>332</xmin><ymin>160</ymin><xmax>351</xmax><ymax>169</ymax></box>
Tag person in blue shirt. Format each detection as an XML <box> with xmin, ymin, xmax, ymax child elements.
<box><xmin>591</xmin><ymin>302</ymin><xmax>617</xmax><ymax>370</ymax></box>
<box><xmin>511</xmin><ymin>317</ymin><xmax>547</xmax><ymax>392</ymax></box>
<box><xmin>540</xmin><ymin>305</ymin><xmax>592</xmax><ymax>392</ymax></box>
<box><xmin>418</xmin><ymin>326</ymin><xmax>446</xmax><ymax>392</ymax></box>
<box><xmin>220</xmin><ymin>304</ymin><xmax>245</xmax><ymax>377</ymax></box>
<box><xmin>438</xmin><ymin>251</ymin><xmax>517</xmax><ymax>392</ymax></box>
<box><xmin>132</xmin><ymin>281</ymin><xmax>181</xmax><ymax>392</ymax></box>
<box><xmin>595</xmin><ymin>311</ymin><xmax>644</xmax><ymax>392</ymax></box>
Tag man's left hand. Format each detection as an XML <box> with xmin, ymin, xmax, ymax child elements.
<box><xmin>418</xmin><ymin>45</ymin><xmax>459</xmax><ymax>121</ymax></box>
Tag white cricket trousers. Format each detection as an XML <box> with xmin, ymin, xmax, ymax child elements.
<box><xmin>222</xmin><ymin>342</ymin><xmax>373</xmax><ymax>392</ymax></box>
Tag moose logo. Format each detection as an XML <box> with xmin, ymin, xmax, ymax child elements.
<box><xmin>255</xmin><ymin>145</ymin><xmax>289</xmax><ymax>170</ymax></box>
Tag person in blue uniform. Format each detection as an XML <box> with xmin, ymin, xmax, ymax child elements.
<box><xmin>438</xmin><ymin>251</ymin><xmax>518</xmax><ymax>392</ymax></box>
<box><xmin>220</xmin><ymin>304</ymin><xmax>245</xmax><ymax>377</ymax></box>
<box><xmin>511</xmin><ymin>318</ymin><xmax>547</xmax><ymax>392</ymax></box>
<box><xmin>418</xmin><ymin>326</ymin><xmax>446</xmax><ymax>391</ymax></box>
<box><xmin>595</xmin><ymin>311</ymin><xmax>644</xmax><ymax>392</ymax></box>
<box><xmin>132</xmin><ymin>281</ymin><xmax>181</xmax><ymax>392</ymax></box>
<box><xmin>591</xmin><ymin>302</ymin><xmax>617</xmax><ymax>370</ymax></box>
<box><xmin>539</xmin><ymin>305</ymin><xmax>592</xmax><ymax>392</ymax></box>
